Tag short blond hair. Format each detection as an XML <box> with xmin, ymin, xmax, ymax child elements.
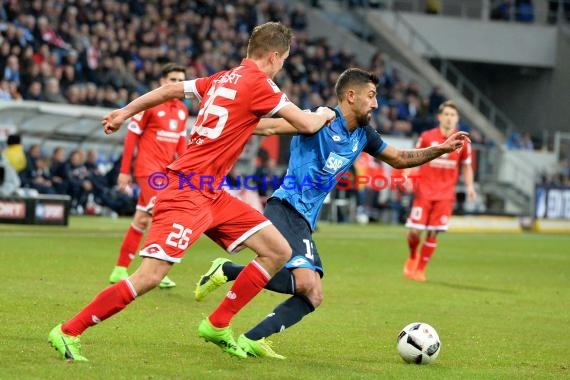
<box><xmin>247</xmin><ymin>22</ymin><xmax>292</xmax><ymax>59</ymax></box>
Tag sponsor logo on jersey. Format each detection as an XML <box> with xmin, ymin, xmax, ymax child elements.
<box><xmin>323</xmin><ymin>152</ymin><xmax>349</xmax><ymax>174</ymax></box>
<box><xmin>127</xmin><ymin>121</ymin><xmax>143</xmax><ymax>134</ymax></box>
<box><xmin>156</xmin><ymin>130</ymin><xmax>181</xmax><ymax>143</ymax></box>
<box><xmin>332</xmin><ymin>135</ymin><xmax>341</xmax><ymax>142</ymax></box>
<box><xmin>429</xmin><ymin>157</ymin><xmax>456</xmax><ymax>169</ymax></box>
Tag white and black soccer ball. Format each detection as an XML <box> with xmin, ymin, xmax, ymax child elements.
<box><xmin>397</xmin><ymin>322</ymin><xmax>441</xmax><ymax>364</ymax></box>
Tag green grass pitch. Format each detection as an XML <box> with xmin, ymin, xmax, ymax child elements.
<box><xmin>0</xmin><ymin>217</ymin><xmax>568</xmax><ymax>379</ymax></box>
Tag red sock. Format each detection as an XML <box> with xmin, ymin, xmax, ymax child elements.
<box><xmin>407</xmin><ymin>232</ymin><xmax>420</xmax><ymax>259</ymax></box>
<box><xmin>116</xmin><ymin>224</ymin><xmax>144</xmax><ymax>267</ymax></box>
<box><xmin>416</xmin><ymin>236</ymin><xmax>437</xmax><ymax>272</ymax></box>
<box><xmin>208</xmin><ymin>261</ymin><xmax>270</xmax><ymax>328</ymax></box>
<box><xmin>62</xmin><ymin>280</ymin><xmax>137</xmax><ymax>336</ymax></box>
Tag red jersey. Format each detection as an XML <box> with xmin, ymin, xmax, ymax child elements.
<box><xmin>415</xmin><ymin>127</ymin><xmax>471</xmax><ymax>201</ymax></box>
<box><xmin>122</xmin><ymin>99</ymin><xmax>188</xmax><ymax>177</ymax></box>
<box><xmin>168</xmin><ymin>59</ymin><xmax>290</xmax><ymax>188</ymax></box>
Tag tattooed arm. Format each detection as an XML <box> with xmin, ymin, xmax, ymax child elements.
<box><xmin>377</xmin><ymin>131</ymin><xmax>470</xmax><ymax>169</ymax></box>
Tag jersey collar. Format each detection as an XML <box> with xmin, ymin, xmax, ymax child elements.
<box><xmin>334</xmin><ymin>106</ymin><xmax>355</xmax><ymax>136</ymax></box>
<box><xmin>240</xmin><ymin>58</ymin><xmax>261</xmax><ymax>73</ymax></box>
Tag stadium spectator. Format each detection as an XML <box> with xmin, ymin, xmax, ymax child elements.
<box><xmin>491</xmin><ymin>0</ymin><xmax>514</xmax><ymax>20</ymax></box>
<box><xmin>20</xmin><ymin>144</ymin><xmax>41</xmax><ymax>184</ymax></box>
<box><xmin>251</xmin><ymin>147</ymin><xmax>278</xmax><ymax>204</ymax></box>
<box><xmin>48</xmin><ymin>21</ymin><xmax>336</xmax><ymax>362</ymax></box>
<box><xmin>515</xmin><ymin>0</ymin><xmax>535</xmax><ymax>22</ymax></box>
<box><xmin>194</xmin><ymin>68</ymin><xmax>470</xmax><ymax>358</ymax></box>
<box><xmin>43</xmin><ymin>77</ymin><xmax>67</xmax><ymax>103</ymax></box>
<box><xmin>428</xmin><ymin>86</ymin><xmax>446</xmax><ymax>115</ymax></box>
<box><xmin>3</xmin><ymin>54</ymin><xmax>20</xmax><ymax>85</ymax></box>
<box><xmin>548</xmin><ymin>0</ymin><xmax>570</xmax><ymax>23</ymax></box>
<box><xmin>50</xmin><ymin>146</ymin><xmax>68</xmax><ymax>194</ymax></box>
<box><xmin>20</xmin><ymin>156</ymin><xmax>55</xmax><ymax>194</ymax></box>
<box><xmin>65</xmin><ymin>149</ymin><xmax>93</xmax><ymax>214</ymax></box>
<box><xmin>506</xmin><ymin>131</ymin><xmax>534</xmax><ymax>150</ymax></box>
<box><xmin>520</xmin><ymin>132</ymin><xmax>534</xmax><ymax>150</ymax></box>
<box><xmin>25</xmin><ymin>80</ymin><xmax>44</xmax><ymax>101</ymax></box>
<box><xmin>107</xmin><ymin>62</ymin><xmax>188</xmax><ymax>290</ymax></box>
<box><xmin>402</xmin><ymin>100</ymin><xmax>476</xmax><ymax>283</ymax></box>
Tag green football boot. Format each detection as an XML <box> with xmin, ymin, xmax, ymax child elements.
<box><xmin>108</xmin><ymin>266</ymin><xmax>128</xmax><ymax>284</ymax></box>
<box><xmin>194</xmin><ymin>258</ymin><xmax>230</xmax><ymax>301</ymax></box>
<box><xmin>198</xmin><ymin>319</ymin><xmax>247</xmax><ymax>359</ymax></box>
<box><xmin>237</xmin><ymin>334</ymin><xmax>286</xmax><ymax>359</ymax></box>
<box><xmin>48</xmin><ymin>324</ymin><xmax>89</xmax><ymax>362</ymax></box>
<box><xmin>159</xmin><ymin>275</ymin><xmax>176</xmax><ymax>289</ymax></box>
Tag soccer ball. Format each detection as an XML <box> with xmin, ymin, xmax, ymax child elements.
<box><xmin>397</xmin><ymin>322</ymin><xmax>441</xmax><ymax>364</ymax></box>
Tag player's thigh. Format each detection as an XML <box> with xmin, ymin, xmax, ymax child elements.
<box><xmin>140</xmin><ymin>189</ymin><xmax>213</xmax><ymax>263</ymax></box>
<box><xmin>426</xmin><ymin>200</ymin><xmax>454</xmax><ymax>231</ymax></box>
<box><xmin>405</xmin><ymin>197</ymin><xmax>433</xmax><ymax>230</ymax></box>
<box><xmin>205</xmin><ymin>191</ymin><xmax>288</xmax><ymax>256</ymax></box>
<box><xmin>133</xmin><ymin>209</ymin><xmax>152</xmax><ymax>229</ymax></box>
<box><xmin>292</xmin><ymin>267</ymin><xmax>320</xmax><ymax>293</ymax></box>
<box><xmin>265</xmin><ymin>199</ymin><xmax>324</xmax><ymax>275</ymax></box>
<box><xmin>135</xmin><ymin>176</ymin><xmax>159</xmax><ymax>214</ymax></box>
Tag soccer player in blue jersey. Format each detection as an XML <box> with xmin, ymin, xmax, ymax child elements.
<box><xmin>194</xmin><ymin>68</ymin><xmax>469</xmax><ymax>358</ymax></box>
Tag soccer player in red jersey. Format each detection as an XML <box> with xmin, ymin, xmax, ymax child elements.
<box><xmin>403</xmin><ymin>100</ymin><xmax>477</xmax><ymax>282</ymax></box>
<box><xmin>48</xmin><ymin>22</ymin><xmax>336</xmax><ymax>361</ymax></box>
<box><xmin>108</xmin><ymin>63</ymin><xmax>188</xmax><ymax>289</ymax></box>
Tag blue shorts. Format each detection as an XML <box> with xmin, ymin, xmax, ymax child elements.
<box><xmin>264</xmin><ymin>198</ymin><xmax>323</xmax><ymax>277</ymax></box>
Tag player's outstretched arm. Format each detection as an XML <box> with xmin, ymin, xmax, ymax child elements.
<box><xmin>102</xmin><ymin>82</ymin><xmax>185</xmax><ymax>135</ymax></box>
<box><xmin>276</xmin><ymin>105</ymin><xmax>335</xmax><ymax>134</ymax></box>
<box><xmin>378</xmin><ymin>131</ymin><xmax>470</xmax><ymax>169</ymax></box>
<box><xmin>255</xmin><ymin>107</ymin><xmax>336</xmax><ymax>136</ymax></box>
<box><xmin>253</xmin><ymin>118</ymin><xmax>298</xmax><ymax>136</ymax></box>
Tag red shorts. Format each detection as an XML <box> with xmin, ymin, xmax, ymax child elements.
<box><xmin>139</xmin><ymin>174</ymin><xmax>271</xmax><ymax>263</ymax></box>
<box><xmin>135</xmin><ymin>176</ymin><xmax>159</xmax><ymax>214</ymax></box>
<box><xmin>405</xmin><ymin>198</ymin><xmax>454</xmax><ymax>231</ymax></box>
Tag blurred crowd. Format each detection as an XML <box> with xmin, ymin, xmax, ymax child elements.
<box><xmin>336</xmin><ymin>0</ymin><xmax>570</xmax><ymax>25</ymax></box>
<box><xmin>1</xmin><ymin>0</ymin><xmax>538</xmax><ymax>219</ymax></box>
<box><xmin>1</xmin><ymin>133</ymin><xmax>135</xmax><ymax>215</ymax></box>
<box><xmin>0</xmin><ymin>0</ymin><xmax>481</xmax><ymax>139</ymax></box>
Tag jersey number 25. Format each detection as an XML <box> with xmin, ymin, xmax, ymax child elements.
<box><xmin>192</xmin><ymin>87</ymin><xmax>237</xmax><ymax>139</ymax></box>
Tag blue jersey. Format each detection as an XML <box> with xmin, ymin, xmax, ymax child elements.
<box><xmin>272</xmin><ymin>106</ymin><xmax>388</xmax><ymax>230</ymax></box>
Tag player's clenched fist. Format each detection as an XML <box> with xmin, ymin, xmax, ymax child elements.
<box><xmin>102</xmin><ymin>109</ymin><xmax>129</xmax><ymax>135</ymax></box>
<box><xmin>314</xmin><ymin>106</ymin><xmax>336</xmax><ymax>125</ymax></box>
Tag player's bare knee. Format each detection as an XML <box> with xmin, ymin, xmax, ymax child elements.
<box><xmin>427</xmin><ymin>230</ymin><xmax>438</xmax><ymax>239</ymax></box>
<box><xmin>293</xmin><ymin>272</ymin><xmax>316</xmax><ymax>295</ymax></box>
<box><xmin>134</xmin><ymin>213</ymin><xmax>151</xmax><ymax>230</ymax></box>
<box><xmin>129</xmin><ymin>272</ymin><xmax>162</xmax><ymax>295</ymax></box>
<box><xmin>409</xmin><ymin>229</ymin><xmax>421</xmax><ymax>238</ymax></box>
<box><xmin>306</xmin><ymin>287</ymin><xmax>323</xmax><ymax>308</ymax></box>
